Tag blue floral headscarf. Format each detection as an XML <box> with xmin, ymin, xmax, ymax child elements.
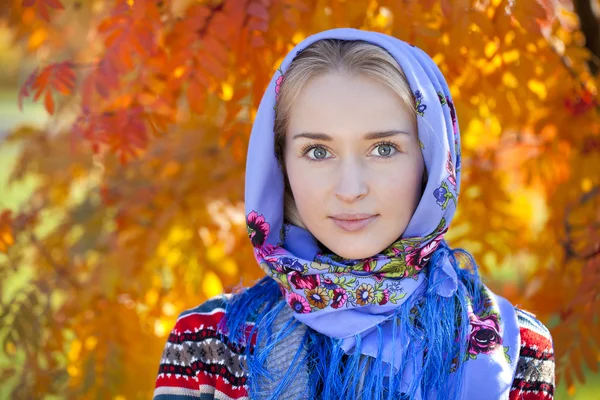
<box><xmin>241</xmin><ymin>28</ymin><xmax>520</xmax><ymax>399</ymax></box>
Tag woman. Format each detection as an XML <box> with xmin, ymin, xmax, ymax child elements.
<box><xmin>153</xmin><ymin>28</ymin><xmax>555</xmax><ymax>400</ymax></box>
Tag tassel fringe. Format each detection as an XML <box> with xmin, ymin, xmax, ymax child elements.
<box><xmin>222</xmin><ymin>242</ymin><xmax>481</xmax><ymax>399</ymax></box>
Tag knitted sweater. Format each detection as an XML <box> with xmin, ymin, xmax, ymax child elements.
<box><xmin>153</xmin><ymin>293</ymin><xmax>555</xmax><ymax>400</ymax></box>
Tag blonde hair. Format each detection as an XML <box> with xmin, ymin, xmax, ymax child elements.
<box><xmin>274</xmin><ymin>39</ymin><xmax>417</xmax><ymax>228</ymax></box>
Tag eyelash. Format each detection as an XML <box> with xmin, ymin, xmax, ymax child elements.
<box><xmin>300</xmin><ymin>141</ymin><xmax>402</xmax><ymax>162</ymax></box>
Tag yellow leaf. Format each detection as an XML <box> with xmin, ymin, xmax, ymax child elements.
<box><xmin>527</xmin><ymin>79</ymin><xmax>547</xmax><ymax>100</ymax></box>
<box><xmin>220</xmin><ymin>83</ymin><xmax>233</xmax><ymax>101</ymax></box>
<box><xmin>145</xmin><ymin>289</ymin><xmax>159</xmax><ymax>306</ymax></box>
<box><xmin>67</xmin><ymin>366</ymin><xmax>79</xmax><ymax>377</ymax></box>
<box><xmin>173</xmin><ymin>66</ymin><xmax>185</xmax><ymax>78</ymax></box>
<box><xmin>207</xmin><ymin>244</ymin><xmax>225</xmax><ymax>263</ymax></box>
<box><xmin>154</xmin><ymin>319</ymin><xmax>168</xmax><ymax>337</ymax></box>
<box><xmin>84</xmin><ymin>336</ymin><xmax>98</xmax><ymax>351</ymax></box>
<box><xmin>502</xmin><ymin>49</ymin><xmax>519</xmax><ymax>64</ymax></box>
<box><xmin>27</xmin><ymin>28</ymin><xmax>48</xmax><ymax>51</ymax></box>
<box><xmin>202</xmin><ymin>270</ymin><xmax>223</xmax><ymax>298</ymax></box>
<box><xmin>581</xmin><ymin>178</ymin><xmax>593</xmax><ymax>193</ymax></box>
<box><xmin>160</xmin><ymin>161</ymin><xmax>181</xmax><ymax>179</ymax></box>
<box><xmin>68</xmin><ymin>340</ymin><xmax>82</xmax><ymax>362</ymax></box>
<box><xmin>292</xmin><ymin>32</ymin><xmax>305</xmax><ymax>44</ymax></box>
<box><xmin>502</xmin><ymin>71</ymin><xmax>518</xmax><ymax>88</ymax></box>
<box><xmin>484</xmin><ymin>41</ymin><xmax>498</xmax><ymax>58</ymax></box>
<box><xmin>220</xmin><ymin>259</ymin><xmax>238</xmax><ymax>277</ymax></box>
<box><xmin>5</xmin><ymin>342</ymin><xmax>16</xmax><ymax>356</ymax></box>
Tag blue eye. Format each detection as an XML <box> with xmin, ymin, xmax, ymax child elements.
<box><xmin>370</xmin><ymin>143</ymin><xmax>398</xmax><ymax>157</ymax></box>
<box><xmin>307</xmin><ymin>146</ymin><xmax>331</xmax><ymax>160</ymax></box>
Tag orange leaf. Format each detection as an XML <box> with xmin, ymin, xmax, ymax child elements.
<box><xmin>18</xmin><ymin>68</ymin><xmax>39</xmax><ymax>110</ymax></box>
<box><xmin>0</xmin><ymin>210</ymin><xmax>15</xmax><ymax>254</ymax></box>
<box><xmin>22</xmin><ymin>0</ymin><xmax>65</xmax><ymax>22</ymax></box>
<box><xmin>20</xmin><ymin>62</ymin><xmax>76</xmax><ymax>112</ymax></box>
<box><xmin>187</xmin><ymin>80</ymin><xmax>207</xmax><ymax>114</ymax></box>
<box><xmin>44</xmin><ymin>90</ymin><xmax>54</xmax><ymax>114</ymax></box>
<box><xmin>247</xmin><ymin>2</ymin><xmax>269</xmax><ymax>20</ymax></box>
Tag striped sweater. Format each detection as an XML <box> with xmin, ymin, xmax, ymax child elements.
<box><xmin>153</xmin><ymin>296</ymin><xmax>555</xmax><ymax>400</ymax></box>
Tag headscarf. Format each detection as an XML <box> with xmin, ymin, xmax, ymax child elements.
<box><xmin>243</xmin><ymin>28</ymin><xmax>520</xmax><ymax>399</ymax></box>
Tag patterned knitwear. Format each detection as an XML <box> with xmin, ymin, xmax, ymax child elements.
<box><xmin>153</xmin><ymin>278</ymin><xmax>555</xmax><ymax>400</ymax></box>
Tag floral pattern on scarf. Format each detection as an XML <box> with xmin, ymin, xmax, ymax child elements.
<box><xmin>248</xmin><ymin>212</ymin><xmax>447</xmax><ymax>314</ymax></box>
<box><xmin>464</xmin><ymin>287</ymin><xmax>511</xmax><ymax>364</ymax></box>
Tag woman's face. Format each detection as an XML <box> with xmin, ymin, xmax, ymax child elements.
<box><xmin>284</xmin><ymin>72</ymin><xmax>425</xmax><ymax>259</ymax></box>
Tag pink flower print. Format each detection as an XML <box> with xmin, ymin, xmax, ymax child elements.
<box><xmin>246</xmin><ymin>211</ymin><xmax>270</xmax><ymax>247</ymax></box>
<box><xmin>468</xmin><ymin>313</ymin><xmax>502</xmax><ymax>355</ymax></box>
<box><xmin>446</xmin><ymin>151</ymin><xmax>456</xmax><ymax>188</ymax></box>
<box><xmin>331</xmin><ymin>288</ymin><xmax>348</xmax><ymax>309</ymax></box>
<box><xmin>360</xmin><ymin>258</ymin><xmax>377</xmax><ymax>272</ymax></box>
<box><xmin>446</xmin><ymin>96</ymin><xmax>458</xmax><ymax>136</ymax></box>
<box><xmin>378</xmin><ymin>289</ymin><xmax>390</xmax><ymax>305</ymax></box>
<box><xmin>260</xmin><ymin>245</ymin><xmax>288</xmax><ymax>262</ymax></box>
<box><xmin>287</xmin><ymin>292</ymin><xmax>311</xmax><ymax>314</ymax></box>
<box><xmin>275</xmin><ymin>74</ymin><xmax>284</xmax><ymax>101</ymax></box>
<box><xmin>322</xmin><ymin>277</ymin><xmax>337</xmax><ymax>290</ymax></box>
<box><xmin>405</xmin><ymin>234</ymin><xmax>445</xmax><ymax>271</ymax></box>
<box><xmin>405</xmin><ymin>249</ymin><xmax>421</xmax><ymax>270</ymax></box>
<box><xmin>289</xmin><ymin>272</ymin><xmax>320</xmax><ymax>290</ymax></box>
<box><xmin>421</xmin><ymin>233</ymin><xmax>444</xmax><ymax>260</ymax></box>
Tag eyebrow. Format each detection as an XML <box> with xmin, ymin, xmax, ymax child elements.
<box><xmin>292</xmin><ymin>130</ymin><xmax>411</xmax><ymax>141</ymax></box>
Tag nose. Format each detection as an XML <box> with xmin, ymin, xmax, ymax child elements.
<box><xmin>334</xmin><ymin>159</ymin><xmax>368</xmax><ymax>203</ymax></box>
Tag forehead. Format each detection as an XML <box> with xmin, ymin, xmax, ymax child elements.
<box><xmin>287</xmin><ymin>72</ymin><xmax>414</xmax><ymax>137</ymax></box>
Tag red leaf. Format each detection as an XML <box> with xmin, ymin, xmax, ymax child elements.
<box><xmin>18</xmin><ymin>68</ymin><xmax>38</xmax><ymax>111</ymax></box>
<box><xmin>19</xmin><ymin>63</ymin><xmax>76</xmax><ymax>113</ymax></box>
<box><xmin>44</xmin><ymin>91</ymin><xmax>55</xmax><ymax>114</ymax></box>
<box><xmin>187</xmin><ymin>80</ymin><xmax>207</xmax><ymax>114</ymax></box>
<box><xmin>251</xmin><ymin>34</ymin><xmax>266</xmax><ymax>47</ymax></box>
<box><xmin>43</xmin><ymin>0</ymin><xmax>64</xmax><ymax>8</ymax></box>
<box><xmin>0</xmin><ymin>210</ymin><xmax>14</xmax><ymax>254</ymax></box>
<box><xmin>247</xmin><ymin>2</ymin><xmax>269</xmax><ymax>20</ymax></box>
<box><xmin>32</xmin><ymin>85</ymin><xmax>45</xmax><ymax>101</ymax></box>
<box><xmin>24</xmin><ymin>0</ymin><xmax>64</xmax><ymax>21</ymax></box>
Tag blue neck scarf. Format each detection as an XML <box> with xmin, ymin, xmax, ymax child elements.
<box><xmin>239</xmin><ymin>28</ymin><xmax>520</xmax><ymax>399</ymax></box>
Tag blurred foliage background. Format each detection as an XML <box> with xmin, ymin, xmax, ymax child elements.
<box><xmin>0</xmin><ymin>0</ymin><xmax>599</xmax><ymax>398</ymax></box>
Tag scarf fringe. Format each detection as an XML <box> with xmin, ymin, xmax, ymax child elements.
<box><xmin>223</xmin><ymin>242</ymin><xmax>481</xmax><ymax>399</ymax></box>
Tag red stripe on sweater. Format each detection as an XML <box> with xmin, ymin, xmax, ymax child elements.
<box><xmin>177</xmin><ymin>310</ymin><xmax>228</xmax><ymax>330</ymax></box>
<box><xmin>156</xmin><ymin>371</ymin><xmax>205</xmax><ymax>391</ymax></box>
<box><xmin>519</xmin><ymin>326</ymin><xmax>553</xmax><ymax>358</ymax></box>
<box><xmin>509</xmin><ymin>390</ymin><xmax>553</xmax><ymax>400</ymax></box>
<box><xmin>509</xmin><ymin>325</ymin><xmax>555</xmax><ymax>400</ymax></box>
<box><xmin>176</xmin><ymin>311</ymin><xmax>257</xmax><ymax>347</ymax></box>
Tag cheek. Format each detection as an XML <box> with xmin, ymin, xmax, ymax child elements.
<box><xmin>285</xmin><ymin>161</ymin><xmax>327</xmax><ymax>211</ymax></box>
<box><xmin>377</xmin><ymin>159</ymin><xmax>424</xmax><ymax>209</ymax></box>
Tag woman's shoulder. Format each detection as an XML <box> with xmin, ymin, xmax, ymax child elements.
<box><xmin>152</xmin><ymin>294</ymin><xmax>253</xmax><ymax>400</ymax></box>
<box><xmin>514</xmin><ymin>307</ymin><xmax>553</xmax><ymax>344</ymax></box>
<box><xmin>510</xmin><ymin>307</ymin><xmax>555</xmax><ymax>399</ymax></box>
<box><xmin>153</xmin><ymin>278</ymin><xmax>283</xmax><ymax>400</ymax></box>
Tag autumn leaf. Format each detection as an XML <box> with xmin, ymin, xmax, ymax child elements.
<box><xmin>19</xmin><ymin>61</ymin><xmax>76</xmax><ymax>114</ymax></box>
<box><xmin>22</xmin><ymin>0</ymin><xmax>64</xmax><ymax>22</ymax></box>
<box><xmin>0</xmin><ymin>211</ymin><xmax>15</xmax><ymax>253</ymax></box>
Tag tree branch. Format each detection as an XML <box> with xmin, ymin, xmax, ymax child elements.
<box><xmin>573</xmin><ymin>0</ymin><xmax>600</xmax><ymax>74</ymax></box>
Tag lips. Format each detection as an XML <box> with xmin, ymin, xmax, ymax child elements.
<box><xmin>329</xmin><ymin>213</ymin><xmax>378</xmax><ymax>232</ymax></box>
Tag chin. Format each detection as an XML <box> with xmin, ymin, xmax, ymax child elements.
<box><xmin>335</xmin><ymin>251</ymin><xmax>377</xmax><ymax>259</ymax></box>
<box><xmin>324</xmin><ymin>242</ymin><xmax>386</xmax><ymax>260</ymax></box>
